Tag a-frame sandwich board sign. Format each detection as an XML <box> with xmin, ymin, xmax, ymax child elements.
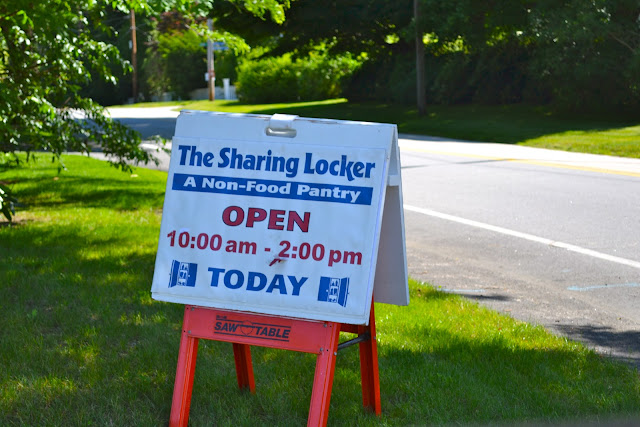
<box><xmin>150</xmin><ymin>111</ymin><xmax>408</xmax><ymax>425</ymax></box>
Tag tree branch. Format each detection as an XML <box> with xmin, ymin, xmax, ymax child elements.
<box><xmin>608</xmin><ymin>32</ymin><xmax>638</xmax><ymax>54</ymax></box>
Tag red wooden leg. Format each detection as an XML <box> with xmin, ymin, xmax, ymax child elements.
<box><xmin>307</xmin><ymin>323</ymin><xmax>341</xmax><ymax>427</ymax></box>
<box><xmin>232</xmin><ymin>343</ymin><xmax>255</xmax><ymax>392</ymax></box>
<box><xmin>358</xmin><ymin>304</ymin><xmax>381</xmax><ymax>415</ymax></box>
<box><xmin>169</xmin><ymin>326</ymin><xmax>199</xmax><ymax>427</ymax></box>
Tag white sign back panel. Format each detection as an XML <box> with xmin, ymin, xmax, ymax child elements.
<box><xmin>151</xmin><ymin>111</ymin><xmax>408</xmax><ymax>324</ymax></box>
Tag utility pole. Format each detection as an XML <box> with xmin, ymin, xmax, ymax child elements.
<box><xmin>207</xmin><ymin>18</ymin><xmax>215</xmax><ymax>101</ymax></box>
<box><xmin>414</xmin><ymin>0</ymin><xmax>426</xmax><ymax>115</ymax></box>
<box><xmin>130</xmin><ymin>10</ymin><xmax>138</xmax><ymax>103</ymax></box>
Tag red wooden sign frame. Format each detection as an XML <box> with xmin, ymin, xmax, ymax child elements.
<box><xmin>169</xmin><ymin>302</ymin><xmax>381</xmax><ymax>426</ymax></box>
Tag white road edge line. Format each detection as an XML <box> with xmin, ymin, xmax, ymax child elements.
<box><xmin>404</xmin><ymin>204</ymin><xmax>640</xmax><ymax>271</ymax></box>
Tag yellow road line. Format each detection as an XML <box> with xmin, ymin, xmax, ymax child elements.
<box><xmin>400</xmin><ymin>146</ymin><xmax>640</xmax><ymax>178</ymax></box>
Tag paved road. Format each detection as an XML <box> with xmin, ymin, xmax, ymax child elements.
<box><xmin>105</xmin><ymin>107</ymin><xmax>640</xmax><ymax>368</ymax></box>
<box><xmin>109</xmin><ymin>106</ymin><xmax>181</xmax><ymax>140</ymax></box>
<box><xmin>399</xmin><ymin>136</ymin><xmax>640</xmax><ymax>368</ymax></box>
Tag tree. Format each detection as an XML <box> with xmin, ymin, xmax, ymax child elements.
<box><xmin>215</xmin><ymin>0</ymin><xmax>412</xmax><ymax>58</ymax></box>
<box><xmin>527</xmin><ymin>0</ymin><xmax>640</xmax><ymax>110</ymax></box>
<box><xmin>0</xmin><ymin>1</ymin><xmax>153</xmax><ymax>222</ymax></box>
<box><xmin>225</xmin><ymin>0</ymin><xmax>638</xmax><ymax>111</ymax></box>
<box><xmin>0</xmin><ymin>0</ymin><xmax>290</xmax><ymax>221</ymax></box>
<box><xmin>213</xmin><ymin>0</ymin><xmax>415</xmax><ymax>103</ymax></box>
<box><xmin>0</xmin><ymin>1</ymin><xmax>151</xmax><ymax>169</ymax></box>
<box><xmin>414</xmin><ymin>0</ymin><xmax>426</xmax><ymax>114</ymax></box>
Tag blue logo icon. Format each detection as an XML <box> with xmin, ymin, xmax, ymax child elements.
<box><xmin>169</xmin><ymin>260</ymin><xmax>197</xmax><ymax>288</ymax></box>
<box><xmin>317</xmin><ymin>277</ymin><xmax>349</xmax><ymax>307</ymax></box>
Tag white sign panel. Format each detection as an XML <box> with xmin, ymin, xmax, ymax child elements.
<box><xmin>151</xmin><ymin>111</ymin><xmax>408</xmax><ymax>324</ymax></box>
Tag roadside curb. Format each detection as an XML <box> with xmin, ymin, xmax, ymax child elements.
<box><xmin>399</xmin><ymin>133</ymin><xmax>640</xmax><ymax>177</ymax></box>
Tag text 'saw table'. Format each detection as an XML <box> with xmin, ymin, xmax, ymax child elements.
<box><xmin>151</xmin><ymin>111</ymin><xmax>408</xmax><ymax>426</ymax></box>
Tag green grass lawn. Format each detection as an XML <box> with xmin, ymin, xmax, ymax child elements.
<box><xmin>137</xmin><ymin>99</ymin><xmax>640</xmax><ymax>159</ymax></box>
<box><xmin>1</xmin><ymin>155</ymin><xmax>640</xmax><ymax>425</ymax></box>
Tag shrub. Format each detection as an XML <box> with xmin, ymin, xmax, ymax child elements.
<box><xmin>235</xmin><ymin>55</ymin><xmax>297</xmax><ymax>103</ymax></box>
<box><xmin>236</xmin><ymin>51</ymin><xmax>360</xmax><ymax>103</ymax></box>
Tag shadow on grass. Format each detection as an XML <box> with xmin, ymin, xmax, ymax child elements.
<box><xmin>242</xmin><ymin>102</ymin><xmax>636</xmax><ymax>145</ymax></box>
<box><xmin>1</xmin><ymin>157</ymin><xmax>639</xmax><ymax>425</ymax></box>
<box><xmin>6</xmin><ymin>160</ymin><xmax>167</xmax><ymax>211</ymax></box>
<box><xmin>15</xmin><ymin>176</ymin><xmax>166</xmax><ymax>210</ymax></box>
<box><xmin>456</xmin><ymin>292</ymin><xmax>513</xmax><ymax>302</ymax></box>
<box><xmin>2</xmin><ymin>219</ymin><xmax>640</xmax><ymax>425</ymax></box>
<box><xmin>0</xmin><ymin>220</ymin><xmax>185</xmax><ymax>425</ymax></box>
<box><xmin>555</xmin><ymin>324</ymin><xmax>640</xmax><ymax>369</ymax></box>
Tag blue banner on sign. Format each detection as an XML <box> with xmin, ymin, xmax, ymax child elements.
<box><xmin>169</xmin><ymin>260</ymin><xmax>198</xmax><ymax>288</ymax></box>
<box><xmin>317</xmin><ymin>276</ymin><xmax>349</xmax><ymax>307</ymax></box>
<box><xmin>172</xmin><ymin>173</ymin><xmax>373</xmax><ymax>205</ymax></box>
